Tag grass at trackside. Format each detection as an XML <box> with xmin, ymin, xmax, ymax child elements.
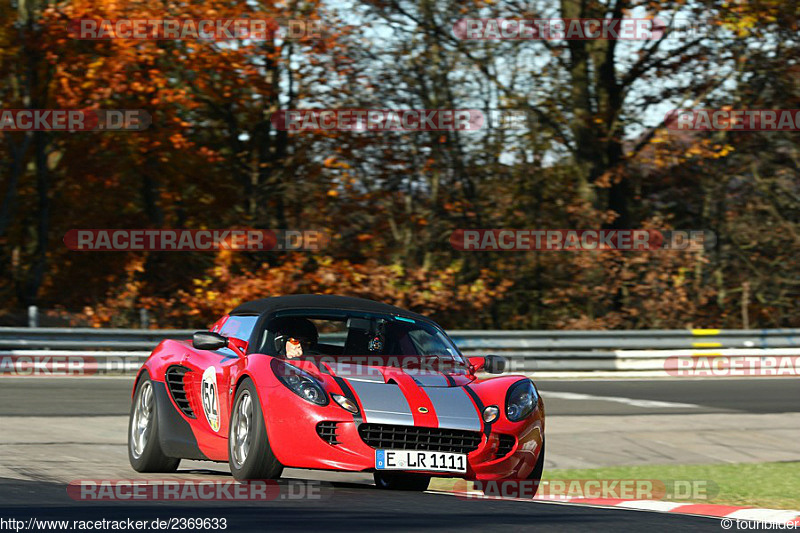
<box><xmin>429</xmin><ymin>462</ymin><xmax>800</xmax><ymax>510</ymax></box>
<box><xmin>545</xmin><ymin>462</ymin><xmax>800</xmax><ymax>510</ymax></box>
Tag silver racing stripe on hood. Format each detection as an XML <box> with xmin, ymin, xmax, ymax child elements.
<box><xmin>346</xmin><ymin>380</ymin><xmax>415</xmax><ymax>425</ymax></box>
<box><xmin>422</xmin><ymin>387</ymin><xmax>482</xmax><ymax>431</ymax></box>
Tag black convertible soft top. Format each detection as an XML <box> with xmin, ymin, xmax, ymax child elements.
<box><xmin>230</xmin><ymin>294</ymin><xmax>432</xmax><ymax>323</ymax></box>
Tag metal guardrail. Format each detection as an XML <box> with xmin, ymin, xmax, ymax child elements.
<box><xmin>450</xmin><ymin>329</ymin><xmax>800</xmax><ymax>350</ymax></box>
<box><xmin>0</xmin><ymin>328</ymin><xmax>193</xmax><ymax>350</ymax></box>
<box><xmin>2</xmin><ymin>327</ymin><xmax>800</xmax><ymax>374</ymax></box>
<box><xmin>3</xmin><ymin>327</ymin><xmax>800</xmax><ymax>350</ymax></box>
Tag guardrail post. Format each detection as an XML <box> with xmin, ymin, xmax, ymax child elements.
<box><xmin>28</xmin><ymin>305</ymin><xmax>38</xmax><ymax>328</ymax></box>
<box><xmin>139</xmin><ymin>308</ymin><xmax>149</xmax><ymax>329</ymax></box>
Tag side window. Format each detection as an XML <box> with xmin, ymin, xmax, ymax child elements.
<box><xmin>219</xmin><ymin>315</ymin><xmax>259</xmax><ymax>342</ymax></box>
<box><xmin>214</xmin><ymin>315</ymin><xmax>259</xmax><ymax>358</ymax></box>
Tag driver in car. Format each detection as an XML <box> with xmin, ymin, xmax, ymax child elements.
<box><xmin>272</xmin><ymin>317</ymin><xmax>319</xmax><ymax>359</ymax></box>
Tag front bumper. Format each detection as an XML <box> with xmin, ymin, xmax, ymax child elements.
<box><xmin>262</xmin><ymin>383</ymin><xmax>544</xmax><ymax>480</ymax></box>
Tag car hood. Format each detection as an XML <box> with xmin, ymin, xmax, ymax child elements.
<box><xmin>317</xmin><ymin>359</ymin><xmax>483</xmax><ymax>432</ymax></box>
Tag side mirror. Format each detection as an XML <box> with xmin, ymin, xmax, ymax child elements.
<box><xmin>468</xmin><ymin>356</ymin><xmax>486</xmax><ymax>373</ymax></box>
<box><xmin>192</xmin><ymin>331</ymin><xmax>228</xmax><ymax>351</ymax></box>
<box><xmin>484</xmin><ymin>355</ymin><xmax>507</xmax><ymax>374</ymax></box>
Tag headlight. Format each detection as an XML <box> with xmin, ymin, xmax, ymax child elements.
<box><xmin>271</xmin><ymin>360</ymin><xmax>329</xmax><ymax>406</ymax></box>
<box><xmin>505</xmin><ymin>380</ymin><xmax>538</xmax><ymax>422</ymax></box>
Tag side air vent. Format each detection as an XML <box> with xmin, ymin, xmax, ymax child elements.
<box><xmin>165</xmin><ymin>365</ymin><xmax>195</xmax><ymax>418</ymax></box>
<box><xmin>495</xmin><ymin>434</ymin><xmax>516</xmax><ymax>458</ymax></box>
<box><xmin>316</xmin><ymin>422</ymin><xmax>341</xmax><ymax>445</ymax></box>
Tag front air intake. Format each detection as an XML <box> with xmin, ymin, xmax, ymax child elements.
<box><xmin>316</xmin><ymin>422</ymin><xmax>341</xmax><ymax>445</ymax></box>
<box><xmin>495</xmin><ymin>434</ymin><xmax>516</xmax><ymax>458</ymax></box>
<box><xmin>165</xmin><ymin>365</ymin><xmax>195</xmax><ymax>418</ymax></box>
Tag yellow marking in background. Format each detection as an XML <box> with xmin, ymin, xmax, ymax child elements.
<box><xmin>692</xmin><ymin>352</ymin><xmax>722</xmax><ymax>357</ymax></box>
<box><xmin>691</xmin><ymin>329</ymin><xmax>720</xmax><ymax>336</ymax></box>
<box><xmin>692</xmin><ymin>342</ymin><xmax>722</xmax><ymax>348</ymax></box>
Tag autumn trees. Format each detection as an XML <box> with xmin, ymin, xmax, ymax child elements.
<box><xmin>0</xmin><ymin>0</ymin><xmax>798</xmax><ymax>329</ymax></box>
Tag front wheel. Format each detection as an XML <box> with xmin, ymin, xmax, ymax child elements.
<box><xmin>373</xmin><ymin>471</ymin><xmax>431</xmax><ymax>491</ymax></box>
<box><xmin>228</xmin><ymin>378</ymin><xmax>283</xmax><ymax>481</ymax></box>
<box><xmin>528</xmin><ymin>440</ymin><xmax>545</xmax><ymax>488</ymax></box>
<box><xmin>128</xmin><ymin>376</ymin><xmax>180</xmax><ymax>473</ymax></box>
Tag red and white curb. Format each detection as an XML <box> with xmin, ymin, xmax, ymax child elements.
<box><xmin>430</xmin><ymin>490</ymin><xmax>800</xmax><ymax>525</ymax></box>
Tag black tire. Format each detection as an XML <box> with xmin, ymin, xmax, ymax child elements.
<box><xmin>228</xmin><ymin>378</ymin><xmax>283</xmax><ymax>481</ymax></box>
<box><xmin>528</xmin><ymin>440</ymin><xmax>545</xmax><ymax>487</ymax></box>
<box><xmin>373</xmin><ymin>471</ymin><xmax>431</xmax><ymax>491</ymax></box>
<box><xmin>128</xmin><ymin>376</ymin><xmax>180</xmax><ymax>473</ymax></box>
<box><xmin>519</xmin><ymin>440</ymin><xmax>546</xmax><ymax>498</ymax></box>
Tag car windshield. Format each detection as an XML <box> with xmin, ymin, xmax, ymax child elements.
<box><xmin>255</xmin><ymin>310</ymin><xmax>464</xmax><ymax>363</ymax></box>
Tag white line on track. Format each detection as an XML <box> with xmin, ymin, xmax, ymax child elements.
<box><xmin>539</xmin><ymin>391</ymin><xmax>700</xmax><ymax>409</ymax></box>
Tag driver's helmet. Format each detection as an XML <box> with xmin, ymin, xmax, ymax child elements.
<box><xmin>271</xmin><ymin>317</ymin><xmax>318</xmax><ymax>355</ymax></box>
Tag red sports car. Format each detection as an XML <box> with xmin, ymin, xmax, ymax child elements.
<box><xmin>128</xmin><ymin>295</ymin><xmax>545</xmax><ymax>491</ymax></box>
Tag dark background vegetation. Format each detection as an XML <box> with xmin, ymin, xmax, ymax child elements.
<box><xmin>1</xmin><ymin>0</ymin><xmax>798</xmax><ymax>329</ymax></box>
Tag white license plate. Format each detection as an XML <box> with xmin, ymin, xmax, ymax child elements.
<box><xmin>375</xmin><ymin>449</ymin><xmax>467</xmax><ymax>473</ymax></box>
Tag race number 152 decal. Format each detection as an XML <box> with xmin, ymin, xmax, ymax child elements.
<box><xmin>201</xmin><ymin>366</ymin><xmax>221</xmax><ymax>432</ymax></box>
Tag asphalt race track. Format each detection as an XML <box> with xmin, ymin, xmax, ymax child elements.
<box><xmin>1</xmin><ymin>377</ymin><xmax>797</xmax><ymax>531</ymax></box>
<box><xmin>0</xmin><ymin>479</ymin><xmax>722</xmax><ymax>532</ymax></box>
<box><xmin>0</xmin><ymin>376</ymin><xmax>797</xmax><ymax>416</ymax></box>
